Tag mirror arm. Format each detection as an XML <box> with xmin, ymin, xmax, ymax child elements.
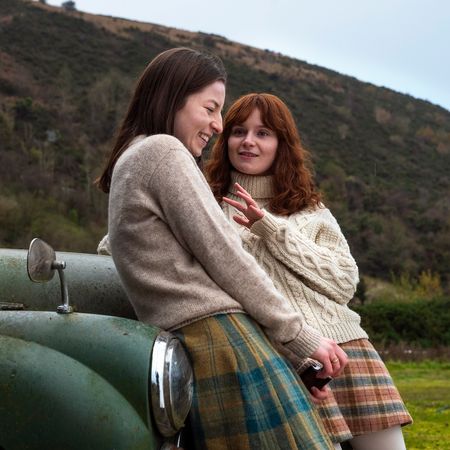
<box><xmin>52</xmin><ymin>260</ymin><xmax>72</xmax><ymax>314</ymax></box>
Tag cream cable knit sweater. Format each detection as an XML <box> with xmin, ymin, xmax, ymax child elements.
<box><xmin>106</xmin><ymin>134</ymin><xmax>324</xmax><ymax>365</ymax></box>
<box><xmin>224</xmin><ymin>171</ymin><xmax>368</xmax><ymax>344</ymax></box>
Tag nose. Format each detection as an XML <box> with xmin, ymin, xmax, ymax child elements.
<box><xmin>242</xmin><ymin>133</ymin><xmax>255</xmax><ymax>147</ymax></box>
<box><xmin>211</xmin><ymin>114</ymin><xmax>223</xmax><ymax>134</ymax></box>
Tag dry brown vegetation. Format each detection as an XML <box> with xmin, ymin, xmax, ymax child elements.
<box><xmin>1</xmin><ymin>0</ymin><xmax>449</xmax><ymax>296</ymax></box>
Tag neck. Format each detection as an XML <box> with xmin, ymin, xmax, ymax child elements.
<box><xmin>229</xmin><ymin>171</ymin><xmax>274</xmax><ymax>200</ymax></box>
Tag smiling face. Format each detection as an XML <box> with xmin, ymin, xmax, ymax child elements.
<box><xmin>227</xmin><ymin>108</ymin><xmax>279</xmax><ymax>176</ymax></box>
<box><xmin>173</xmin><ymin>80</ymin><xmax>225</xmax><ymax>157</ymax></box>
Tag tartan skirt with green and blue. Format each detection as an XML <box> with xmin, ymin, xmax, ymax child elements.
<box><xmin>173</xmin><ymin>313</ymin><xmax>333</xmax><ymax>450</ymax></box>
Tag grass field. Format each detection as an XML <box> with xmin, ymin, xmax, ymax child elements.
<box><xmin>387</xmin><ymin>361</ymin><xmax>450</xmax><ymax>450</ymax></box>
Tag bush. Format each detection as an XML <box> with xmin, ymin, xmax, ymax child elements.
<box><xmin>353</xmin><ymin>297</ymin><xmax>450</xmax><ymax>347</ymax></box>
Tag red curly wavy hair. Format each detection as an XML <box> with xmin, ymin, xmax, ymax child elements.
<box><xmin>205</xmin><ymin>93</ymin><xmax>322</xmax><ymax>216</ymax></box>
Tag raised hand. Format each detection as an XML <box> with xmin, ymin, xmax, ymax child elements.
<box><xmin>222</xmin><ymin>182</ymin><xmax>265</xmax><ymax>228</ymax></box>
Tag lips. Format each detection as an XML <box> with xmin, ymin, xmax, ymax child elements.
<box><xmin>238</xmin><ymin>151</ymin><xmax>258</xmax><ymax>158</ymax></box>
<box><xmin>199</xmin><ymin>132</ymin><xmax>210</xmax><ymax>145</ymax></box>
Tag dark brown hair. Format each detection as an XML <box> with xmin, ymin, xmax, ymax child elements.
<box><xmin>96</xmin><ymin>47</ymin><xmax>227</xmax><ymax>192</ymax></box>
<box><xmin>205</xmin><ymin>93</ymin><xmax>321</xmax><ymax>215</ymax></box>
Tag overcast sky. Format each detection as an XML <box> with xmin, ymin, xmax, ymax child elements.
<box><xmin>44</xmin><ymin>0</ymin><xmax>450</xmax><ymax>111</ymax></box>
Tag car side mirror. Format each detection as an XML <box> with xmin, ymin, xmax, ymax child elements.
<box><xmin>27</xmin><ymin>238</ymin><xmax>73</xmax><ymax>314</ymax></box>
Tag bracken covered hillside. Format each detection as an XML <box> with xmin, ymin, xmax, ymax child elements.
<box><xmin>0</xmin><ymin>0</ymin><xmax>449</xmax><ymax>289</ymax></box>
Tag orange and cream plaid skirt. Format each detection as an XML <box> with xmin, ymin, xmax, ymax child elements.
<box><xmin>313</xmin><ymin>338</ymin><xmax>412</xmax><ymax>444</ymax></box>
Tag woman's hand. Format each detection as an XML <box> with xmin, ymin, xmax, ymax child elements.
<box><xmin>310</xmin><ymin>337</ymin><xmax>348</xmax><ymax>378</ymax></box>
<box><xmin>309</xmin><ymin>385</ymin><xmax>330</xmax><ymax>403</ymax></box>
<box><xmin>222</xmin><ymin>182</ymin><xmax>265</xmax><ymax>229</ymax></box>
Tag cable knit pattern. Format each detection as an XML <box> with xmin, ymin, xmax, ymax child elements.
<box><xmin>224</xmin><ymin>171</ymin><xmax>368</xmax><ymax>343</ymax></box>
<box><xmin>252</xmin><ymin>210</ymin><xmax>358</xmax><ymax>304</ymax></box>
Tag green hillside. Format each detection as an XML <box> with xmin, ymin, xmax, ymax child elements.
<box><xmin>0</xmin><ymin>0</ymin><xmax>449</xmax><ymax>291</ymax></box>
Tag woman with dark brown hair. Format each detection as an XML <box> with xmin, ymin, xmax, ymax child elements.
<box><xmin>96</xmin><ymin>49</ymin><xmax>344</xmax><ymax>449</ymax></box>
<box><xmin>205</xmin><ymin>93</ymin><xmax>412</xmax><ymax>450</ymax></box>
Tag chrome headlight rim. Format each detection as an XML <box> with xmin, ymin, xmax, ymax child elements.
<box><xmin>150</xmin><ymin>331</ymin><xmax>193</xmax><ymax>437</ymax></box>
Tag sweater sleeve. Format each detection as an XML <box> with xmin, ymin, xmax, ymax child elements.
<box><xmin>149</xmin><ymin>144</ymin><xmax>322</xmax><ymax>362</ymax></box>
<box><xmin>249</xmin><ymin>209</ymin><xmax>359</xmax><ymax>305</ymax></box>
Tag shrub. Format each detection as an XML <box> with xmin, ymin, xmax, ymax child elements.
<box><xmin>353</xmin><ymin>297</ymin><xmax>450</xmax><ymax>347</ymax></box>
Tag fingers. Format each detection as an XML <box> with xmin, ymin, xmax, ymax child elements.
<box><xmin>223</xmin><ymin>193</ymin><xmax>255</xmax><ymax>214</ymax></box>
<box><xmin>331</xmin><ymin>346</ymin><xmax>348</xmax><ymax>377</ymax></box>
<box><xmin>234</xmin><ymin>182</ymin><xmax>251</xmax><ymax>197</ymax></box>
<box><xmin>248</xmin><ymin>205</ymin><xmax>265</xmax><ymax>220</ymax></box>
<box><xmin>329</xmin><ymin>356</ymin><xmax>340</xmax><ymax>378</ymax></box>
<box><xmin>222</xmin><ymin>196</ymin><xmax>245</xmax><ymax>211</ymax></box>
<box><xmin>223</xmin><ymin>189</ymin><xmax>264</xmax><ymax>227</ymax></box>
<box><xmin>222</xmin><ymin>197</ymin><xmax>250</xmax><ymax>226</ymax></box>
<box><xmin>326</xmin><ymin>345</ymin><xmax>347</xmax><ymax>378</ymax></box>
<box><xmin>235</xmin><ymin>190</ymin><xmax>257</xmax><ymax>208</ymax></box>
<box><xmin>310</xmin><ymin>386</ymin><xmax>330</xmax><ymax>403</ymax></box>
<box><xmin>234</xmin><ymin>183</ymin><xmax>258</xmax><ymax>207</ymax></box>
<box><xmin>310</xmin><ymin>338</ymin><xmax>348</xmax><ymax>378</ymax></box>
<box><xmin>233</xmin><ymin>215</ymin><xmax>250</xmax><ymax>228</ymax></box>
<box><xmin>320</xmin><ymin>357</ymin><xmax>333</xmax><ymax>377</ymax></box>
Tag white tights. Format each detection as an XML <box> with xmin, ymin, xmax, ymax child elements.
<box><xmin>333</xmin><ymin>425</ymin><xmax>406</xmax><ymax>450</ymax></box>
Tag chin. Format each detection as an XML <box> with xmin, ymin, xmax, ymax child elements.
<box><xmin>237</xmin><ymin>167</ymin><xmax>260</xmax><ymax>176</ymax></box>
<box><xmin>187</xmin><ymin>146</ymin><xmax>201</xmax><ymax>158</ymax></box>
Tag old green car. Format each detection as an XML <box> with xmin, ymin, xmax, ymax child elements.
<box><xmin>0</xmin><ymin>238</ymin><xmax>193</xmax><ymax>450</ymax></box>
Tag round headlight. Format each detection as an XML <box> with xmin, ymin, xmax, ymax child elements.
<box><xmin>150</xmin><ymin>331</ymin><xmax>193</xmax><ymax>437</ymax></box>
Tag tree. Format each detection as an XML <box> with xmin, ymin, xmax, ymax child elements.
<box><xmin>61</xmin><ymin>1</ymin><xmax>76</xmax><ymax>11</ymax></box>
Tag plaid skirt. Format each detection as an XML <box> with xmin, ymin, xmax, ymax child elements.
<box><xmin>173</xmin><ymin>313</ymin><xmax>333</xmax><ymax>450</ymax></box>
<box><xmin>315</xmin><ymin>339</ymin><xmax>413</xmax><ymax>443</ymax></box>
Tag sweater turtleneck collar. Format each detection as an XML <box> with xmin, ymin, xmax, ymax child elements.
<box><xmin>229</xmin><ymin>171</ymin><xmax>275</xmax><ymax>200</ymax></box>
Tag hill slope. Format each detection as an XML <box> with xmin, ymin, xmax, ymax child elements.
<box><xmin>0</xmin><ymin>0</ymin><xmax>449</xmax><ymax>288</ymax></box>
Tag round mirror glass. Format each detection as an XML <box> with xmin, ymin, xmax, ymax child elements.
<box><xmin>27</xmin><ymin>238</ymin><xmax>56</xmax><ymax>283</ymax></box>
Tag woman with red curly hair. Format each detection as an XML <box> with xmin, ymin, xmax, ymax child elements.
<box><xmin>205</xmin><ymin>93</ymin><xmax>412</xmax><ymax>450</ymax></box>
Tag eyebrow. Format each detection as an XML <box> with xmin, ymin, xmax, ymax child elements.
<box><xmin>233</xmin><ymin>123</ymin><xmax>267</xmax><ymax>128</ymax></box>
<box><xmin>208</xmin><ymin>99</ymin><xmax>221</xmax><ymax>109</ymax></box>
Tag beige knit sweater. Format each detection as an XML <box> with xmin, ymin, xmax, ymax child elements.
<box><xmin>107</xmin><ymin>134</ymin><xmax>324</xmax><ymax>364</ymax></box>
<box><xmin>223</xmin><ymin>171</ymin><xmax>368</xmax><ymax>344</ymax></box>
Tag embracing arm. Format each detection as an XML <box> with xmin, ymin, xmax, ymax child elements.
<box><xmin>151</xmin><ymin>143</ymin><xmax>346</xmax><ymax>375</ymax></box>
